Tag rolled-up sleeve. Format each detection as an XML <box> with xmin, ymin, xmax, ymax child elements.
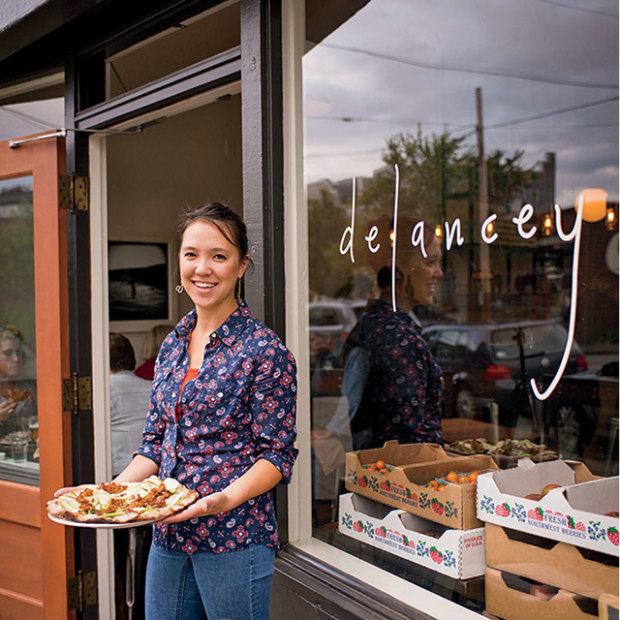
<box><xmin>250</xmin><ymin>343</ymin><xmax>298</xmax><ymax>483</ymax></box>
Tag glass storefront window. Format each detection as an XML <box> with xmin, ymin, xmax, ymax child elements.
<box><xmin>303</xmin><ymin>0</ymin><xmax>618</xmax><ymax>609</ymax></box>
<box><xmin>0</xmin><ymin>177</ymin><xmax>39</xmax><ymax>485</ymax></box>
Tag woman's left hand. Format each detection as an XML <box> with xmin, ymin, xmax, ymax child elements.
<box><xmin>161</xmin><ymin>491</ymin><xmax>230</xmax><ymax>523</ymax></box>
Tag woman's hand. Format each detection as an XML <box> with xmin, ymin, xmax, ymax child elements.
<box><xmin>54</xmin><ymin>485</ymin><xmax>88</xmax><ymax>497</ymax></box>
<box><xmin>161</xmin><ymin>491</ymin><xmax>230</xmax><ymax>523</ymax></box>
<box><xmin>0</xmin><ymin>399</ymin><xmax>16</xmax><ymax>423</ymax></box>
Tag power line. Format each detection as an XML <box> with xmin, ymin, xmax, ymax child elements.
<box><xmin>308</xmin><ymin>95</ymin><xmax>618</xmax><ymax>132</ymax></box>
<box><xmin>535</xmin><ymin>0</ymin><xmax>618</xmax><ymax>18</ymax></box>
<box><xmin>484</xmin><ymin>95</ymin><xmax>618</xmax><ymax>129</ymax></box>
<box><xmin>321</xmin><ymin>43</ymin><xmax>618</xmax><ymax>90</ymax></box>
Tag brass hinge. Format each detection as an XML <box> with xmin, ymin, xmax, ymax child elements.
<box><xmin>68</xmin><ymin>569</ymin><xmax>97</xmax><ymax>612</ymax></box>
<box><xmin>63</xmin><ymin>373</ymin><xmax>92</xmax><ymax>413</ymax></box>
<box><xmin>59</xmin><ymin>173</ymin><xmax>89</xmax><ymax>212</ymax></box>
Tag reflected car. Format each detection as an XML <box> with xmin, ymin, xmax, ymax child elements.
<box><xmin>309</xmin><ymin>301</ymin><xmax>357</xmax><ymax>394</ymax></box>
<box><xmin>422</xmin><ymin>320</ymin><xmax>588</xmax><ymax>422</ymax></box>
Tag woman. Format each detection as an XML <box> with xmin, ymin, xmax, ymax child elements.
<box><xmin>134</xmin><ymin>324</ymin><xmax>173</xmax><ymax>380</ymax></box>
<box><xmin>114</xmin><ymin>203</ymin><xmax>298</xmax><ymax>619</ymax></box>
<box><xmin>344</xmin><ymin>219</ymin><xmax>444</xmax><ymax>449</ymax></box>
<box><xmin>0</xmin><ymin>327</ymin><xmax>36</xmax><ymax>430</ymax></box>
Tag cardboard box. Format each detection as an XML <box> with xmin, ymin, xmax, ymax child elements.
<box><xmin>485</xmin><ymin>567</ymin><xmax>602</xmax><ymax>620</ymax></box>
<box><xmin>477</xmin><ymin>458</ymin><xmax>619</xmax><ymax>556</ymax></box>
<box><xmin>346</xmin><ymin>443</ymin><xmax>499</xmax><ymax>529</ymax></box>
<box><xmin>338</xmin><ymin>493</ymin><xmax>485</xmax><ymax>579</ymax></box>
<box><xmin>598</xmin><ymin>594</ymin><xmax>619</xmax><ymax>620</ymax></box>
<box><xmin>485</xmin><ymin>522</ymin><xmax>619</xmax><ymax>599</ymax></box>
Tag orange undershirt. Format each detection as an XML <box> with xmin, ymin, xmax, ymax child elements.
<box><xmin>175</xmin><ymin>367</ymin><xmax>199</xmax><ymax>421</ymax></box>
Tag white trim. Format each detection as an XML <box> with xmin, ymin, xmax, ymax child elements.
<box><xmin>282</xmin><ymin>0</ymin><xmax>313</xmax><ymax>544</ymax></box>
<box><xmin>293</xmin><ymin>538</ymin><xmax>484</xmax><ymax>620</ymax></box>
<box><xmin>89</xmin><ymin>134</ymin><xmax>115</xmax><ymax>620</ymax></box>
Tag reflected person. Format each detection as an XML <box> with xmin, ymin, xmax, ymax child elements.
<box><xmin>344</xmin><ymin>224</ymin><xmax>444</xmax><ymax>449</ymax></box>
<box><xmin>0</xmin><ymin>327</ymin><xmax>36</xmax><ymax>434</ymax></box>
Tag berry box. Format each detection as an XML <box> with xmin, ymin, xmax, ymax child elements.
<box><xmin>338</xmin><ymin>493</ymin><xmax>485</xmax><ymax>579</ymax></box>
<box><xmin>485</xmin><ymin>522</ymin><xmax>618</xmax><ymax>599</ymax></box>
<box><xmin>345</xmin><ymin>444</ymin><xmax>499</xmax><ymax>529</ymax></box>
<box><xmin>485</xmin><ymin>567</ymin><xmax>603</xmax><ymax>620</ymax></box>
<box><xmin>477</xmin><ymin>458</ymin><xmax>619</xmax><ymax>556</ymax></box>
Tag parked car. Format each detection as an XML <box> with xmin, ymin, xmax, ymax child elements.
<box><xmin>422</xmin><ymin>320</ymin><xmax>588</xmax><ymax>423</ymax></box>
<box><xmin>543</xmin><ymin>360</ymin><xmax>618</xmax><ymax>476</ymax></box>
<box><xmin>309</xmin><ymin>300</ymin><xmax>357</xmax><ymax>394</ymax></box>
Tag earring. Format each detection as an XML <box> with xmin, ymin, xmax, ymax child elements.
<box><xmin>235</xmin><ymin>279</ymin><xmax>241</xmax><ymax>298</ymax></box>
<box><xmin>175</xmin><ymin>284</ymin><xmax>184</xmax><ymax>294</ymax></box>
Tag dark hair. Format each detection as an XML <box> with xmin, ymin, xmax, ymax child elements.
<box><xmin>109</xmin><ymin>333</ymin><xmax>136</xmax><ymax>372</ymax></box>
<box><xmin>377</xmin><ymin>266</ymin><xmax>403</xmax><ymax>290</ymax></box>
<box><xmin>177</xmin><ymin>203</ymin><xmax>249</xmax><ymax>260</ymax></box>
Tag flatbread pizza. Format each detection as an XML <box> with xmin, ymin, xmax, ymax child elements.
<box><xmin>7</xmin><ymin>387</ymin><xmax>31</xmax><ymax>402</ymax></box>
<box><xmin>47</xmin><ymin>475</ymin><xmax>198</xmax><ymax>525</ymax></box>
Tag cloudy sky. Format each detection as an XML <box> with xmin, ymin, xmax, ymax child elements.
<box><xmin>303</xmin><ymin>0</ymin><xmax>619</xmax><ymax>206</ymax></box>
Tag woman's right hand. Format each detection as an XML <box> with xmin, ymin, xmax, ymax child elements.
<box><xmin>0</xmin><ymin>399</ymin><xmax>16</xmax><ymax>423</ymax></box>
<box><xmin>54</xmin><ymin>485</ymin><xmax>88</xmax><ymax>497</ymax></box>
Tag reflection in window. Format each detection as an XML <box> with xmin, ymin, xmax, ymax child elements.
<box><xmin>304</xmin><ymin>0</ymin><xmax>618</xmax><ymax>609</ymax></box>
<box><xmin>0</xmin><ymin>178</ymin><xmax>39</xmax><ymax>485</ymax></box>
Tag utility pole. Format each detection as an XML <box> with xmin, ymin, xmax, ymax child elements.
<box><xmin>476</xmin><ymin>87</ymin><xmax>491</xmax><ymax>318</ymax></box>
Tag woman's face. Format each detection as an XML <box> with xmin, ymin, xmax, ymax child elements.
<box><xmin>179</xmin><ymin>220</ymin><xmax>249</xmax><ymax>316</ymax></box>
<box><xmin>407</xmin><ymin>237</ymin><xmax>443</xmax><ymax>306</ymax></box>
<box><xmin>0</xmin><ymin>337</ymin><xmax>24</xmax><ymax>378</ymax></box>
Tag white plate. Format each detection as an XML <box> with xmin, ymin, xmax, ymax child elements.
<box><xmin>48</xmin><ymin>513</ymin><xmax>162</xmax><ymax>529</ymax></box>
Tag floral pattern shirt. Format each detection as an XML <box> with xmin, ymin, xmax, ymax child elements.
<box><xmin>137</xmin><ymin>300</ymin><xmax>298</xmax><ymax>554</ymax></box>
<box><xmin>346</xmin><ymin>299</ymin><xmax>443</xmax><ymax>447</ymax></box>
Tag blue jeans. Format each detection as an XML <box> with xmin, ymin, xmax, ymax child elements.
<box><xmin>145</xmin><ymin>543</ymin><xmax>276</xmax><ymax>620</ymax></box>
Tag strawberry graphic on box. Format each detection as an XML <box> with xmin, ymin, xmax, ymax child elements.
<box><xmin>495</xmin><ymin>503</ymin><xmax>511</xmax><ymax>517</ymax></box>
<box><xmin>379</xmin><ymin>480</ymin><xmax>391</xmax><ymax>491</ymax></box>
<box><xmin>429</xmin><ymin>547</ymin><xmax>443</xmax><ymax>564</ymax></box>
<box><xmin>576</xmin><ymin>522</ymin><xmax>586</xmax><ymax>532</ymax></box>
<box><xmin>358</xmin><ymin>476</ymin><xmax>368</xmax><ymax>488</ymax></box>
<box><xmin>607</xmin><ymin>527</ymin><xmax>619</xmax><ymax>546</ymax></box>
<box><xmin>411</xmin><ymin>492</ymin><xmax>418</xmax><ymax>503</ymax></box>
<box><xmin>527</xmin><ymin>507</ymin><xmax>543</xmax><ymax>521</ymax></box>
<box><xmin>375</xmin><ymin>526</ymin><xmax>387</xmax><ymax>538</ymax></box>
<box><xmin>353</xmin><ymin>521</ymin><xmax>363</xmax><ymax>532</ymax></box>
<box><xmin>431</xmin><ymin>498</ymin><xmax>444</xmax><ymax>515</ymax></box>
<box><xmin>567</xmin><ymin>516</ymin><xmax>576</xmax><ymax>529</ymax></box>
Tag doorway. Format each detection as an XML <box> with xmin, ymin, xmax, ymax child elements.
<box><xmin>90</xmin><ymin>90</ymin><xmax>242</xmax><ymax>618</ymax></box>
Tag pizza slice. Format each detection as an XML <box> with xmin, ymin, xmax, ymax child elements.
<box><xmin>7</xmin><ymin>387</ymin><xmax>31</xmax><ymax>402</ymax></box>
<box><xmin>47</xmin><ymin>476</ymin><xmax>198</xmax><ymax>524</ymax></box>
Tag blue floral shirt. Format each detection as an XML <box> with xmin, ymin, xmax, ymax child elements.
<box><xmin>137</xmin><ymin>300</ymin><xmax>298</xmax><ymax>554</ymax></box>
<box><xmin>345</xmin><ymin>299</ymin><xmax>443</xmax><ymax>447</ymax></box>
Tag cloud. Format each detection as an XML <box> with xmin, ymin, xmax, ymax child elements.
<box><xmin>303</xmin><ymin>0</ymin><xmax>619</xmax><ymax>203</ymax></box>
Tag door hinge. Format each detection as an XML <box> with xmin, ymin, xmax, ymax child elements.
<box><xmin>59</xmin><ymin>173</ymin><xmax>89</xmax><ymax>212</ymax></box>
<box><xmin>63</xmin><ymin>373</ymin><xmax>92</xmax><ymax>413</ymax></box>
<box><xmin>68</xmin><ymin>569</ymin><xmax>97</xmax><ymax>612</ymax></box>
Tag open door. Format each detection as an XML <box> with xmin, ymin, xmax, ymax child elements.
<box><xmin>0</xmin><ymin>133</ymin><xmax>73</xmax><ymax>618</ymax></box>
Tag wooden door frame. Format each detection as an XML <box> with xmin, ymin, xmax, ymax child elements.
<box><xmin>0</xmin><ymin>134</ymin><xmax>73</xmax><ymax>618</ymax></box>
